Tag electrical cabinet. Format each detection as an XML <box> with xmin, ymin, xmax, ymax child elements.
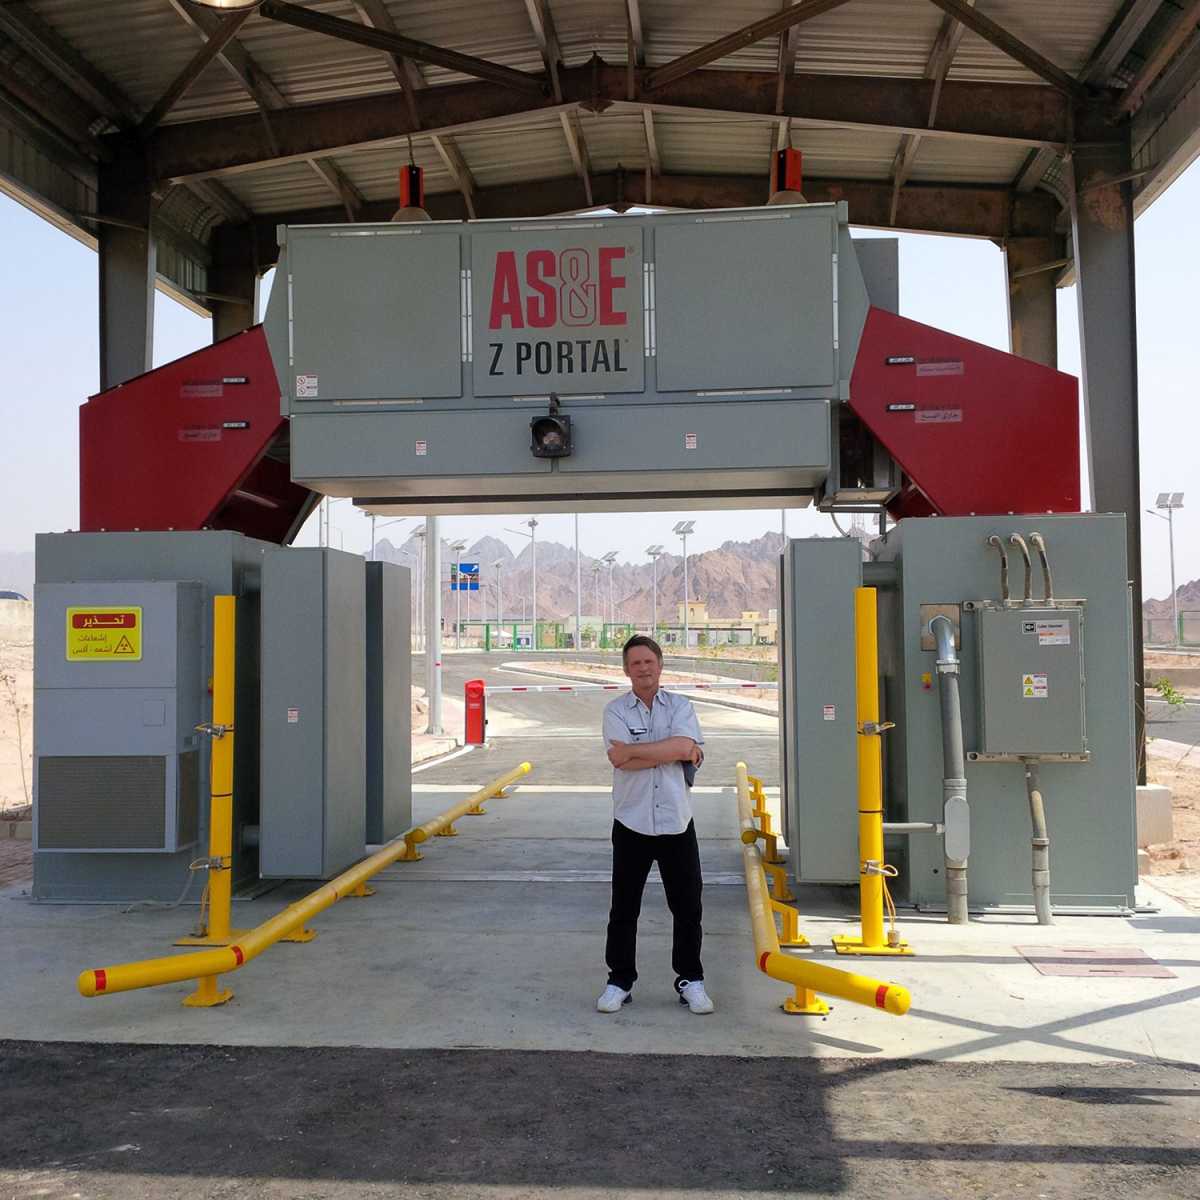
<box><xmin>34</xmin><ymin>580</ymin><xmax>203</xmax><ymax>853</ymax></box>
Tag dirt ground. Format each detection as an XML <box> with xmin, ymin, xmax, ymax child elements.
<box><xmin>0</xmin><ymin>625</ymin><xmax>33</xmax><ymax>816</ymax></box>
<box><xmin>1</xmin><ymin>1042</ymin><xmax>1196</xmax><ymax>1200</ymax></box>
<box><xmin>1145</xmin><ymin>746</ymin><xmax>1200</xmax><ymax>874</ymax></box>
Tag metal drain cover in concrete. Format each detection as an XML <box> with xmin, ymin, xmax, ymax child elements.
<box><xmin>1016</xmin><ymin>946</ymin><xmax>1175</xmax><ymax>978</ymax></box>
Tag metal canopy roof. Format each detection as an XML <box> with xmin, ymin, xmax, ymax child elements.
<box><xmin>3</xmin><ymin>1</ymin><xmax>1200</xmax><ymax>307</ymax></box>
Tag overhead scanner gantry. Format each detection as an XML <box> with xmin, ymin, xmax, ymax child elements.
<box><xmin>37</xmin><ymin>193</ymin><xmax>1136</xmax><ymax>933</ymax></box>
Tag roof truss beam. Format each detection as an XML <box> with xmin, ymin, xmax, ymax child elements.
<box><xmin>351</xmin><ymin>0</ymin><xmax>425</xmax><ymax>92</ymax></box>
<box><xmin>256</xmin><ymin>172</ymin><xmax>1060</xmax><ymax>243</ymax></box>
<box><xmin>560</xmin><ymin>110</ymin><xmax>593</xmax><ymax>206</ymax></box>
<box><xmin>257</xmin><ymin>0</ymin><xmax>546</xmax><ymax>94</ymax></box>
<box><xmin>139</xmin><ymin>10</ymin><xmax>255</xmax><ymax>134</ymax></box>
<box><xmin>645</xmin><ymin>0</ymin><xmax>854</xmax><ymax>90</ymax></box>
<box><xmin>1113</xmin><ymin>0</ymin><xmax>1200</xmax><ymax>116</ymax></box>
<box><xmin>148</xmin><ymin>64</ymin><xmax>1108</xmax><ymax>183</ymax></box>
<box><xmin>626</xmin><ymin>1</ymin><xmax>645</xmax><ymax>64</ymax></box>
<box><xmin>775</xmin><ymin>3</ymin><xmax>802</xmax><ymax>114</ymax></box>
<box><xmin>524</xmin><ymin>0</ymin><xmax>564</xmax><ymax>103</ymax></box>
<box><xmin>166</xmin><ymin>0</ymin><xmax>287</xmax><ymax>110</ymax></box>
<box><xmin>306</xmin><ymin>158</ymin><xmax>364</xmax><ymax>221</ymax></box>
<box><xmin>430</xmin><ymin>133</ymin><xmax>477</xmax><ymax>218</ymax></box>
<box><xmin>922</xmin><ymin>0</ymin><xmax>1089</xmax><ymax>100</ymax></box>
<box><xmin>0</xmin><ymin>1</ymin><xmax>136</xmax><ymax>125</ymax></box>
<box><xmin>889</xmin><ymin>1</ymin><xmax>973</xmax><ymax>224</ymax></box>
<box><xmin>1080</xmin><ymin>0</ymin><xmax>1163</xmax><ymax>86</ymax></box>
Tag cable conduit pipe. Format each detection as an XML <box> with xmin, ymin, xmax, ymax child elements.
<box><xmin>1023</xmin><ymin>760</ymin><xmax>1054</xmax><ymax>925</ymax></box>
<box><xmin>1009</xmin><ymin>534</ymin><xmax>1033</xmax><ymax>603</ymax></box>
<box><xmin>1029</xmin><ymin>532</ymin><xmax>1054</xmax><ymax>604</ymax></box>
<box><xmin>986</xmin><ymin>534</ymin><xmax>1010</xmax><ymax>602</ymax></box>
<box><xmin>929</xmin><ymin>615</ymin><xmax>969</xmax><ymax>924</ymax></box>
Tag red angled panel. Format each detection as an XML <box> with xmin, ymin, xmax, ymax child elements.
<box><xmin>849</xmin><ymin>307</ymin><xmax>1080</xmax><ymax>518</ymax></box>
<box><xmin>80</xmin><ymin>326</ymin><xmax>316</xmax><ymax>543</ymax></box>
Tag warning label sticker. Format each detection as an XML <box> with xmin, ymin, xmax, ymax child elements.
<box><xmin>685</xmin><ymin>432</ymin><xmax>698</xmax><ymax>450</ymax></box>
<box><xmin>822</xmin><ymin>704</ymin><xmax>836</xmax><ymax>721</ymax></box>
<box><xmin>66</xmin><ymin>607</ymin><xmax>142</xmax><ymax>662</ymax></box>
<box><xmin>1034</xmin><ymin>619</ymin><xmax>1071</xmax><ymax>645</ymax></box>
<box><xmin>295</xmin><ymin>374</ymin><xmax>319</xmax><ymax>398</ymax></box>
<box><xmin>1022</xmin><ymin>672</ymin><xmax>1048</xmax><ymax>699</ymax></box>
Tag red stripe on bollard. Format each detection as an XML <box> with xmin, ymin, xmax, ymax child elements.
<box><xmin>95</xmin><ymin>969</ymin><xmax>107</xmax><ymax>992</ymax></box>
<box><xmin>874</xmin><ymin>985</ymin><xmax>888</xmax><ymax>1009</ymax></box>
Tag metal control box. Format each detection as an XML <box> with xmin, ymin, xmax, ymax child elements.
<box><xmin>34</xmin><ymin>579</ymin><xmax>203</xmax><ymax>853</ymax></box>
<box><xmin>365</xmin><ymin>560</ymin><xmax>411</xmax><ymax>843</ymax></box>
<box><xmin>259</xmin><ymin>548</ymin><xmax>366</xmax><ymax>879</ymax></box>
<box><xmin>975</xmin><ymin>604</ymin><xmax>1086</xmax><ymax>759</ymax></box>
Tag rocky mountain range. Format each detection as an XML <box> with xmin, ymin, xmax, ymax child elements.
<box><xmin>374</xmin><ymin>528</ymin><xmax>799</xmax><ymax>622</ymax></box>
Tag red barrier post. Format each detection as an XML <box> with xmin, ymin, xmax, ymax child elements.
<box><xmin>465</xmin><ymin>679</ymin><xmax>487</xmax><ymax>744</ymax></box>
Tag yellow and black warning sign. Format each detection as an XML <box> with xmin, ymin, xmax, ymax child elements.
<box><xmin>66</xmin><ymin>607</ymin><xmax>143</xmax><ymax>662</ymax></box>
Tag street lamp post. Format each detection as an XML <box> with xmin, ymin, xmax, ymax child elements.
<box><xmin>574</xmin><ymin>514</ymin><xmax>583</xmax><ymax>651</ymax></box>
<box><xmin>1148</xmin><ymin>492</ymin><xmax>1185</xmax><ymax>646</ymax></box>
<box><xmin>449</xmin><ymin>539</ymin><xmax>467</xmax><ymax>649</ymax></box>
<box><xmin>424</xmin><ymin>517</ymin><xmax>442</xmax><ymax>735</ymax></box>
<box><xmin>370</xmin><ymin>516</ymin><xmax>407</xmax><ymax>562</ymax></box>
<box><xmin>592</xmin><ymin>562</ymin><xmax>602</xmax><ymax>642</ymax></box>
<box><xmin>602</xmin><ymin>551</ymin><xmax>618</xmax><ymax>631</ymax></box>
<box><xmin>492</xmin><ymin>559</ymin><xmax>504</xmax><ymax>631</ymax></box>
<box><xmin>646</xmin><ymin>545</ymin><xmax>664</xmax><ymax>636</ymax></box>
<box><xmin>674</xmin><ymin>521</ymin><xmax>695</xmax><ymax>649</ymax></box>
<box><xmin>504</xmin><ymin>519</ymin><xmax>539</xmax><ymax>650</ymax></box>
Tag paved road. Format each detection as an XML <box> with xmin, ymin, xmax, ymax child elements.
<box><xmin>1146</xmin><ymin>696</ymin><xmax>1200</xmax><ymax>746</ymax></box>
<box><xmin>416</xmin><ymin>650</ymin><xmax>780</xmax><ymax>787</ymax></box>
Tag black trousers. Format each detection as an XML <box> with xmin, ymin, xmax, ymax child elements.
<box><xmin>605</xmin><ymin>818</ymin><xmax>703</xmax><ymax>991</ymax></box>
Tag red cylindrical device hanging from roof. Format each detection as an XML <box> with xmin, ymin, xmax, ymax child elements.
<box><xmin>399</xmin><ymin>163</ymin><xmax>424</xmax><ymax>210</ymax></box>
<box><xmin>772</xmin><ymin>148</ymin><xmax>803</xmax><ymax>196</ymax></box>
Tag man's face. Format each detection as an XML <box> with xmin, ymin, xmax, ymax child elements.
<box><xmin>624</xmin><ymin>645</ymin><xmax>662</xmax><ymax>692</ymax></box>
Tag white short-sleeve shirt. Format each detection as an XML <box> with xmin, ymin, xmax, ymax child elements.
<box><xmin>602</xmin><ymin>688</ymin><xmax>704</xmax><ymax>836</ymax></box>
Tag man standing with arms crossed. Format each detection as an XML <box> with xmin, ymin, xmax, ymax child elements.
<box><xmin>597</xmin><ymin>635</ymin><xmax>713</xmax><ymax>1014</ymax></box>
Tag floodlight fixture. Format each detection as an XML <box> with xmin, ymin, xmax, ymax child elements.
<box><xmin>189</xmin><ymin>0</ymin><xmax>262</xmax><ymax>9</ymax></box>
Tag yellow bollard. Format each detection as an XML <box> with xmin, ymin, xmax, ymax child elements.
<box><xmin>736</xmin><ymin>761</ymin><xmax>910</xmax><ymax>1017</ymax></box>
<box><xmin>176</xmin><ymin>597</ymin><xmax>246</xmax><ymax>983</ymax></box>
<box><xmin>78</xmin><ymin>763</ymin><xmax>534</xmax><ymax>1002</ymax></box>
<box><xmin>832</xmin><ymin>589</ymin><xmax>911</xmax><ymax>957</ymax></box>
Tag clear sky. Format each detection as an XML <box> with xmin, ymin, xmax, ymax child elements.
<box><xmin>1</xmin><ymin>161</ymin><xmax>1197</xmax><ymax>600</ymax></box>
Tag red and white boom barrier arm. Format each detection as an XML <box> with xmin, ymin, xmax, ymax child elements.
<box><xmin>463</xmin><ymin>677</ymin><xmax>778</xmax><ymax>745</ymax></box>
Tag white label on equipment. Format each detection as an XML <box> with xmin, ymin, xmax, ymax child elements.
<box><xmin>685</xmin><ymin>432</ymin><xmax>698</xmax><ymax>450</ymax></box>
<box><xmin>1035</xmin><ymin>619</ymin><xmax>1071</xmax><ymax>646</ymax></box>
<box><xmin>287</xmin><ymin>706</ymin><xmax>300</xmax><ymax>724</ymax></box>
<box><xmin>1021</xmin><ymin>673</ymin><xmax>1048</xmax><ymax>699</ymax></box>
<box><xmin>822</xmin><ymin>704</ymin><xmax>836</xmax><ymax>721</ymax></box>
<box><xmin>295</xmin><ymin>374</ymin><xmax>318</xmax><ymax>398</ymax></box>
<box><xmin>415</xmin><ymin>439</ymin><xmax>428</xmax><ymax>456</ymax></box>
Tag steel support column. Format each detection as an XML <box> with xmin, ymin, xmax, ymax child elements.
<box><xmin>1068</xmin><ymin>137</ymin><xmax>1145</xmax><ymax>779</ymax></box>
<box><xmin>1004</xmin><ymin>236</ymin><xmax>1061</xmax><ymax>368</ymax></box>
<box><xmin>208</xmin><ymin>223</ymin><xmax>259</xmax><ymax>342</ymax></box>
<box><xmin>97</xmin><ymin>147</ymin><xmax>155</xmax><ymax>390</ymax></box>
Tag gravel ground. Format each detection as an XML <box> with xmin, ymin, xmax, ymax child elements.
<box><xmin>1</xmin><ymin>1042</ymin><xmax>1197</xmax><ymax>1199</ymax></box>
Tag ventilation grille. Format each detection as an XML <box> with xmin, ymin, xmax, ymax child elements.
<box><xmin>37</xmin><ymin>756</ymin><xmax>166</xmax><ymax>850</ymax></box>
<box><xmin>177</xmin><ymin>750</ymin><xmax>199</xmax><ymax>848</ymax></box>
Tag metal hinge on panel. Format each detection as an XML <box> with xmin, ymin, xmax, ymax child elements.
<box><xmin>643</xmin><ymin>262</ymin><xmax>657</xmax><ymax>357</ymax></box>
<box><xmin>460</xmin><ymin>268</ymin><xmax>473</xmax><ymax>363</ymax></box>
<box><xmin>832</xmin><ymin>252</ymin><xmax>840</xmax><ymax>351</ymax></box>
<box><xmin>287</xmin><ymin>273</ymin><xmax>295</xmax><ymax>367</ymax></box>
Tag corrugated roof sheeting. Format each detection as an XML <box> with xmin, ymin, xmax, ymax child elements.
<box><xmin>782</xmin><ymin>1</ymin><xmax>947</xmax><ymax>80</ymax></box>
<box><xmin>906</xmin><ymin>135</ymin><xmax>1028</xmax><ymax>185</ymax></box>
<box><xmin>653</xmin><ymin>112</ymin><xmax>775</xmax><ymax>176</ymax></box>
<box><xmin>451</xmin><ymin>113</ymin><xmax>576</xmax><ymax>188</ymax></box>
<box><xmin>947</xmin><ymin>2</ymin><xmax>1125</xmax><ymax>85</ymax></box>
<box><xmin>220</xmin><ymin>159</ymin><xmax>336</xmax><ymax>215</ymax></box>
<box><xmin>783</xmin><ymin>124</ymin><xmax>901</xmax><ymax>180</ymax></box>
<box><xmin>575</xmin><ymin>109</ymin><xmax>648</xmax><ymax>172</ymax></box>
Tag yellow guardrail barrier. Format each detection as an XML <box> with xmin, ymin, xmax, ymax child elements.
<box><xmin>78</xmin><ymin>761</ymin><xmax>533</xmax><ymax>1006</ymax></box>
<box><xmin>737</xmin><ymin>761</ymin><xmax>910</xmax><ymax>1017</ymax></box>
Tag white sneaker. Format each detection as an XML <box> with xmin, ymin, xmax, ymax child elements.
<box><xmin>678</xmin><ymin>979</ymin><xmax>714</xmax><ymax>1014</ymax></box>
<box><xmin>596</xmin><ymin>984</ymin><xmax>633</xmax><ymax>1013</ymax></box>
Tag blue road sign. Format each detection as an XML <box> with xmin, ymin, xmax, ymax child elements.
<box><xmin>452</xmin><ymin>562</ymin><xmax>480</xmax><ymax>591</ymax></box>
